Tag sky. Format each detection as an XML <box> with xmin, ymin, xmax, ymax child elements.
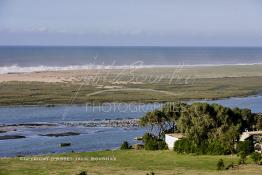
<box><xmin>0</xmin><ymin>0</ymin><xmax>262</xmax><ymax>46</ymax></box>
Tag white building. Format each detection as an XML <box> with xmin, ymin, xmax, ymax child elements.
<box><xmin>165</xmin><ymin>133</ymin><xmax>183</xmax><ymax>150</ymax></box>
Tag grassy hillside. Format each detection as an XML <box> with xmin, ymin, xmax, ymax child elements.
<box><xmin>0</xmin><ymin>150</ymin><xmax>261</xmax><ymax>175</ymax></box>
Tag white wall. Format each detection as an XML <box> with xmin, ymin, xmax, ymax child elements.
<box><xmin>165</xmin><ymin>134</ymin><xmax>180</xmax><ymax>150</ymax></box>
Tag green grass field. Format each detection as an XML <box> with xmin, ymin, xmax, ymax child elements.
<box><xmin>0</xmin><ymin>76</ymin><xmax>262</xmax><ymax>105</ymax></box>
<box><xmin>0</xmin><ymin>150</ymin><xmax>261</xmax><ymax>175</ymax></box>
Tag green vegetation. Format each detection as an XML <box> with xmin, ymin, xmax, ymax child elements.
<box><xmin>174</xmin><ymin>139</ymin><xmax>230</xmax><ymax>155</ymax></box>
<box><xmin>140</xmin><ymin>102</ymin><xmax>261</xmax><ymax>154</ymax></box>
<box><xmin>0</xmin><ymin>66</ymin><xmax>261</xmax><ymax>175</ymax></box>
<box><xmin>0</xmin><ymin>150</ymin><xmax>261</xmax><ymax>175</ymax></box>
<box><xmin>216</xmin><ymin>159</ymin><xmax>225</xmax><ymax>170</ymax></box>
<box><xmin>250</xmin><ymin>152</ymin><xmax>262</xmax><ymax>164</ymax></box>
<box><xmin>77</xmin><ymin>171</ymin><xmax>87</xmax><ymax>175</ymax></box>
<box><xmin>120</xmin><ymin>141</ymin><xmax>130</xmax><ymax>150</ymax></box>
<box><xmin>236</xmin><ymin>139</ymin><xmax>254</xmax><ymax>155</ymax></box>
<box><xmin>238</xmin><ymin>151</ymin><xmax>248</xmax><ymax>165</ymax></box>
<box><xmin>1</xmin><ymin>75</ymin><xmax>262</xmax><ymax>105</ymax></box>
<box><xmin>142</xmin><ymin>133</ymin><xmax>167</xmax><ymax>150</ymax></box>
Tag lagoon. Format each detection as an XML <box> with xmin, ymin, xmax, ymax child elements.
<box><xmin>0</xmin><ymin>96</ymin><xmax>261</xmax><ymax>157</ymax></box>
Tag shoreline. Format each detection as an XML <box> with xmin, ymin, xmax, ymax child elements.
<box><xmin>1</xmin><ymin>63</ymin><xmax>262</xmax><ymax>74</ymax></box>
<box><xmin>0</xmin><ymin>93</ymin><xmax>260</xmax><ymax>107</ymax></box>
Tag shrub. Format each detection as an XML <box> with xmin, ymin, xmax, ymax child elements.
<box><xmin>146</xmin><ymin>172</ymin><xmax>155</xmax><ymax>175</ymax></box>
<box><xmin>250</xmin><ymin>152</ymin><xmax>262</xmax><ymax>164</ymax></box>
<box><xmin>217</xmin><ymin>159</ymin><xmax>225</xmax><ymax>170</ymax></box>
<box><xmin>143</xmin><ymin>133</ymin><xmax>167</xmax><ymax>150</ymax></box>
<box><xmin>120</xmin><ymin>141</ymin><xmax>130</xmax><ymax>150</ymax></box>
<box><xmin>238</xmin><ymin>151</ymin><xmax>247</xmax><ymax>165</ymax></box>
<box><xmin>174</xmin><ymin>139</ymin><xmax>232</xmax><ymax>155</ymax></box>
<box><xmin>236</xmin><ymin>139</ymin><xmax>254</xmax><ymax>154</ymax></box>
<box><xmin>207</xmin><ymin>140</ymin><xmax>230</xmax><ymax>155</ymax></box>
<box><xmin>77</xmin><ymin>171</ymin><xmax>87</xmax><ymax>175</ymax></box>
<box><xmin>174</xmin><ymin>138</ymin><xmax>197</xmax><ymax>154</ymax></box>
<box><xmin>158</xmin><ymin>140</ymin><xmax>168</xmax><ymax>150</ymax></box>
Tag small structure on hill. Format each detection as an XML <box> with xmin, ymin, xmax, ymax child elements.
<box><xmin>240</xmin><ymin>131</ymin><xmax>262</xmax><ymax>153</ymax></box>
<box><xmin>165</xmin><ymin>133</ymin><xmax>183</xmax><ymax>150</ymax></box>
<box><xmin>240</xmin><ymin>131</ymin><xmax>262</xmax><ymax>141</ymax></box>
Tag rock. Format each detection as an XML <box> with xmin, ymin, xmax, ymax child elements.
<box><xmin>0</xmin><ymin>135</ymin><xmax>26</xmax><ymax>140</ymax></box>
<box><xmin>40</xmin><ymin>132</ymin><xmax>80</xmax><ymax>137</ymax></box>
<box><xmin>46</xmin><ymin>104</ymin><xmax>55</xmax><ymax>107</ymax></box>
<box><xmin>60</xmin><ymin>143</ymin><xmax>71</xmax><ymax>147</ymax></box>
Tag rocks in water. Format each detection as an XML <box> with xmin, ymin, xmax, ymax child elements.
<box><xmin>0</xmin><ymin>123</ymin><xmax>57</xmax><ymax>128</ymax></box>
<box><xmin>40</xmin><ymin>132</ymin><xmax>80</xmax><ymax>137</ymax></box>
<box><xmin>63</xmin><ymin>119</ymin><xmax>140</xmax><ymax>128</ymax></box>
<box><xmin>0</xmin><ymin>135</ymin><xmax>26</xmax><ymax>140</ymax></box>
<box><xmin>46</xmin><ymin>104</ymin><xmax>55</xmax><ymax>107</ymax></box>
<box><xmin>60</xmin><ymin>143</ymin><xmax>71</xmax><ymax>147</ymax></box>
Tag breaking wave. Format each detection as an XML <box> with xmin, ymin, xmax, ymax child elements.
<box><xmin>0</xmin><ymin>63</ymin><xmax>262</xmax><ymax>74</ymax></box>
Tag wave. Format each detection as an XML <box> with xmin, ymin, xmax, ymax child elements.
<box><xmin>1</xmin><ymin>63</ymin><xmax>262</xmax><ymax>74</ymax></box>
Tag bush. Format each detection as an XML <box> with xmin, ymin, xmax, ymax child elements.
<box><xmin>120</xmin><ymin>141</ymin><xmax>130</xmax><ymax>150</ymax></box>
<box><xmin>174</xmin><ymin>139</ymin><xmax>230</xmax><ymax>155</ymax></box>
<box><xmin>250</xmin><ymin>152</ymin><xmax>262</xmax><ymax>164</ymax></box>
<box><xmin>146</xmin><ymin>172</ymin><xmax>155</xmax><ymax>175</ymax></box>
<box><xmin>143</xmin><ymin>133</ymin><xmax>167</xmax><ymax>150</ymax></box>
<box><xmin>217</xmin><ymin>159</ymin><xmax>225</xmax><ymax>170</ymax></box>
<box><xmin>238</xmin><ymin>151</ymin><xmax>247</xmax><ymax>165</ymax></box>
<box><xmin>236</xmin><ymin>139</ymin><xmax>254</xmax><ymax>154</ymax></box>
<box><xmin>207</xmin><ymin>140</ymin><xmax>230</xmax><ymax>155</ymax></box>
<box><xmin>77</xmin><ymin>171</ymin><xmax>87</xmax><ymax>175</ymax></box>
<box><xmin>174</xmin><ymin>138</ymin><xmax>197</xmax><ymax>154</ymax></box>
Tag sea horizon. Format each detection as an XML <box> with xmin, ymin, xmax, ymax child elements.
<box><xmin>1</xmin><ymin>46</ymin><xmax>262</xmax><ymax>74</ymax></box>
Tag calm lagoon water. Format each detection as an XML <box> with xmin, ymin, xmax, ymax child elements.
<box><xmin>0</xmin><ymin>96</ymin><xmax>261</xmax><ymax>157</ymax></box>
<box><xmin>197</xmin><ymin>95</ymin><xmax>262</xmax><ymax>113</ymax></box>
<box><xmin>0</xmin><ymin>103</ymin><xmax>160</xmax><ymax>157</ymax></box>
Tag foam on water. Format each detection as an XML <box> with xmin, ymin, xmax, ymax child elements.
<box><xmin>1</xmin><ymin>63</ymin><xmax>262</xmax><ymax>74</ymax></box>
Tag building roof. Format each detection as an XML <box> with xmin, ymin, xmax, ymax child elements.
<box><xmin>240</xmin><ymin>131</ymin><xmax>262</xmax><ymax>141</ymax></box>
<box><xmin>166</xmin><ymin>133</ymin><xmax>184</xmax><ymax>139</ymax></box>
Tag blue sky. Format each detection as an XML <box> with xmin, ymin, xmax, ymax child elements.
<box><xmin>0</xmin><ymin>0</ymin><xmax>262</xmax><ymax>46</ymax></box>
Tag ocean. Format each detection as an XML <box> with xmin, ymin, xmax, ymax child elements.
<box><xmin>0</xmin><ymin>46</ymin><xmax>262</xmax><ymax>73</ymax></box>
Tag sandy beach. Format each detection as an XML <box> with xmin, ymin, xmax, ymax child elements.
<box><xmin>1</xmin><ymin>64</ymin><xmax>262</xmax><ymax>83</ymax></box>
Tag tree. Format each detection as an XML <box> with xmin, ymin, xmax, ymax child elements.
<box><xmin>255</xmin><ymin>114</ymin><xmax>262</xmax><ymax>130</ymax></box>
<box><xmin>140</xmin><ymin>103</ymin><xmax>188</xmax><ymax>138</ymax></box>
<box><xmin>139</xmin><ymin>110</ymin><xmax>166</xmax><ymax>138</ymax></box>
<box><xmin>140</xmin><ymin>102</ymin><xmax>258</xmax><ymax>155</ymax></box>
<box><xmin>120</xmin><ymin>141</ymin><xmax>130</xmax><ymax>150</ymax></box>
